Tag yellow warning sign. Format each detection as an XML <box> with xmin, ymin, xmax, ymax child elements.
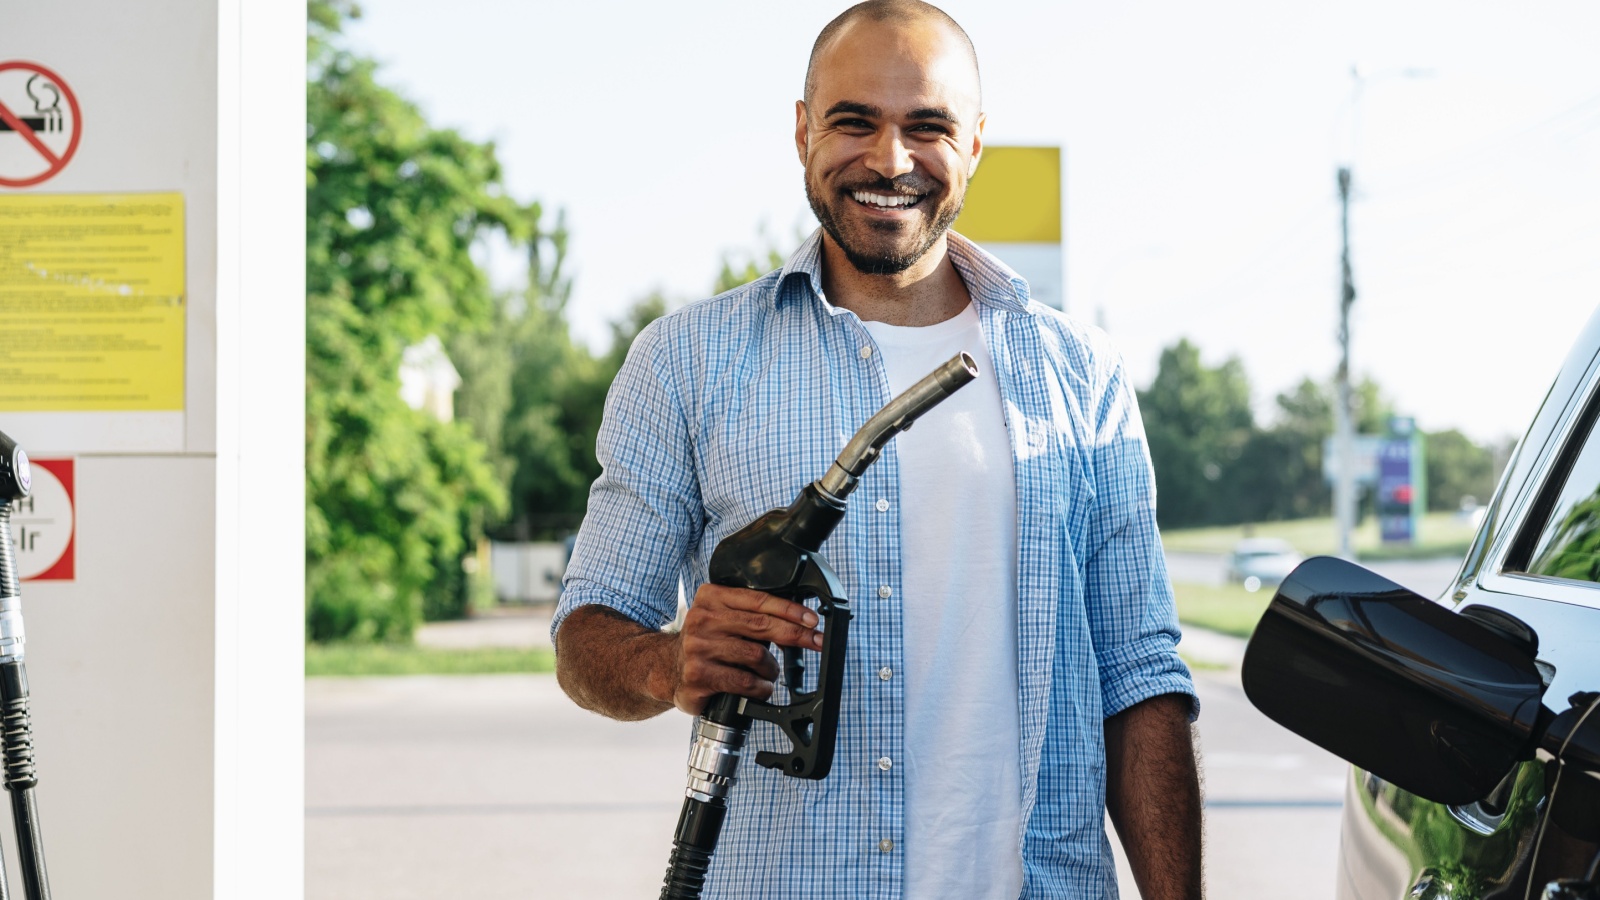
<box><xmin>0</xmin><ymin>192</ymin><xmax>185</xmax><ymax>411</ymax></box>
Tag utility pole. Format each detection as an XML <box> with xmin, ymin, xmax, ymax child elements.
<box><xmin>1334</xmin><ymin>167</ymin><xmax>1357</xmax><ymax>560</ymax></box>
<box><xmin>1330</xmin><ymin>65</ymin><xmax>1431</xmax><ymax>561</ymax></box>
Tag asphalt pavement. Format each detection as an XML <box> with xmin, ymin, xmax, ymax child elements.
<box><xmin>1166</xmin><ymin>551</ymin><xmax>1461</xmax><ymax>598</ymax></box>
<box><xmin>309</xmin><ymin>585</ymin><xmax>1353</xmax><ymax>899</ymax></box>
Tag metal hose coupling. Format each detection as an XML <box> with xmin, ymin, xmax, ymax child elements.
<box><xmin>0</xmin><ymin>430</ymin><xmax>32</xmax><ymax>664</ymax></box>
<box><xmin>817</xmin><ymin>351</ymin><xmax>979</xmax><ymax>503</ymax></box>
<box><xmin>683</xmin><ymin>718</ymin><xmax>747</xmax><ymax>803</ymax></box>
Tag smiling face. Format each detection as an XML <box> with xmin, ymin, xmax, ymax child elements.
<box><xmin>797</xmin><ymin>16</ymin><xmax>984</xmax><ymax>276</ymax></box>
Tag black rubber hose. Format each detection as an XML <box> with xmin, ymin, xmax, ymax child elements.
<box><xmin>1</xmin><ymin>661</ymin><xmax>48</xmax><ymax>900</ymax></box>
<box><xmin>660</xmin><ymin>795</ymin><xmax>727</xmax><ymax>899</ymax></box>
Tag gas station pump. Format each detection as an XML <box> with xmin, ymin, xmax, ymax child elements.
<box><xmin>0</xmin><ymin>430</ymin><xmax>51</xmax><ymax>900</ymax></box>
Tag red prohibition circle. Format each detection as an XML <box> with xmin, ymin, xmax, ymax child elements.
<box><xmin>0</xmin><ymin>61</ymin><xmax>83</xmax><ymax>188</ymax></box>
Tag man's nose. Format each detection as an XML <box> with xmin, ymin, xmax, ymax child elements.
<box><xmin>863</xmin><ymin>128</ymin><xmax>915</xmax><ymax>180</ymax></box>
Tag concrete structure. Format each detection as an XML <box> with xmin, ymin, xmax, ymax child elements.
<box><xmin>489</xmin><ymin>541</ymin><xmax>567</xmax><ymax>604</ymax></box>
<box><xmin>0</xmin><ymin>5</ymin><xmax>302</xmax><ymax>898</ymax></box>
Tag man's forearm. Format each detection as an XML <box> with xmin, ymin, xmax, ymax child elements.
<box><xmin>554</xmin><ymin>605</ymin><xmax>679</xmax><ymax>721</ymax></box>
<box><xmin>556</xmin><ymin>588</ymin><xmax>823</xmax><ymax>720</ymax></box>
<box><xmin>1104</xmin><ymin>692</ymin><xmax>1203</xmax><ymax>900</ymax></box>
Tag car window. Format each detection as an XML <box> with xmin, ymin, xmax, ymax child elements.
<box><xmin>1523</xmin><ymin>397</ymin><xmax>1600</xmax><ymax>583</ymax></box>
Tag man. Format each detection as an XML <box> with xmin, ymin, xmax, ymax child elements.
<box><xmin>554</xmin><ymin>2</ymin><xmax>1202</xmax><ymax>897</ymax></box>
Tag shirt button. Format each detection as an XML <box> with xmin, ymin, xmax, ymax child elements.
<box><xmin>878</xmin><ymin>666</ymin><xmax>893</xmax><ymax>681</ymax></box>
<box><xmin>877</xmin><ymin>585</ymin><xmax>893</xmax><ymax>599</ymax></box>
<box><xmin>877</xmin><ymin>756</ymin><xmax>893</xmax><ymax>771</ymax></box>
<box><xmin>875</xmin><ymin>498</ymin><xmax>889</xmax><ymax>512</ymax></box>
<box><xmin>859</xmin><ymin>345</ymin><xmax>873</xmax><ymax>359</ymax></box>
<box><xmin>879</xmin><ymin>838</ymin><xmax>895</xmax><ymax>853</ymax></box>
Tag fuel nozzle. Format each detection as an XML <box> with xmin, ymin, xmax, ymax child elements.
<box><xmin>0</xmin><ymin>431</ymin><xmax>29</xmax><ymax>507</ymax></box>
<box><xmin>0</xmin><ymin>429</ymin><xmax>31</xmax><ymax>653</ymax></box>
<box><xmin>816</xmin><ymin>351</ymin><xmax>978</xmax><ymax>504</ymax></box>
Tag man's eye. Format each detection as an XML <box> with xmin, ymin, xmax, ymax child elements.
<box><xmin>910</xmin><ymin>124</ymin><xmax>950</xmax><ymax>136</ymax></box>
<box><xmin>833</xmin><ymin>118</ymin><xmax>872</xmax><ymax>131</ymax></box>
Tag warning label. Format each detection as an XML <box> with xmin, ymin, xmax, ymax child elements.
<box><xmin>0</xmin><ymin>192</ymin><xmax>186</xmax><ymax>412</ymax></box>
<box><xmin>0</xmin><ymin>62</ymin><xmax>81</xmax><ymax>189</ymax></box>
<box><xmin>9</xmin><ymin>457</ymin><xmax>73</xmax><ymax>582</ymax></box>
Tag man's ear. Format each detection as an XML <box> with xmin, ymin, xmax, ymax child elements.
<box><xmin>968</xmin><ymin>111</ymin><xmax>986</xmax><ymax>177</ymax></box>
<box><xmin>794</xmin><ymin>100</ymin><xmax>809</xmax><ymax>165</ymax></box>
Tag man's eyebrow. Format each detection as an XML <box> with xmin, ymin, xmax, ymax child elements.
<box><xmin>907</xmin><ymin>106</ymin><xmax>959</xmax><ymax>126</ymax></box>
<box><xmin>822</xmin><ymin>102</ymin><xmax>962</xmax><ymax>127</ymax></box>
<box><xmin>824</xmin><ymin>101</ymin><xmax>882</xmax><ymax>119</ymax></box>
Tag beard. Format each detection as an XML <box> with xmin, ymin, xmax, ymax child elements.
<box><xmin>805</xmin><ymin>173</ymin><xmax>963</xmax><ymax>276</ymax></box>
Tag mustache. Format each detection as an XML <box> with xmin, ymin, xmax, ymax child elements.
<box><xmin>838</xmin><ymin>175</ymin><xmax>936</xmax><ymax>196</ymax></box>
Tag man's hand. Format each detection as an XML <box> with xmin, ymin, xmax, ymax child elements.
<box><xmin>554</xmin><ymin>586</ymin><xmax>824</xmax><ymax>721</ymax></box>
<box><xmin>671</xmin><ymin>585</ymin><xmax>823</xmax><ymax>715</ymax></box>
<box><xmin>1104</xmin><ymin>693</ymin><xmax>1204</xmax><ymax>900</ymax></box>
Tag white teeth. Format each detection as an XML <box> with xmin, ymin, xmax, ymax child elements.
<box><xmin>852</xmin><ymin>191</ymin><xmax>919</xmax><ymax>208</ymax></box>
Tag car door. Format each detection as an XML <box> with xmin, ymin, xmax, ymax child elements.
<box><xmin>1251</xmin><ymin>308</ymin><xmax>1600</xmax><ymax>900</ymax></box>
<box><xmin>1355</xmin><ymin>318</ymin><xmax>1600</xmax><ymax>900</ymax></box>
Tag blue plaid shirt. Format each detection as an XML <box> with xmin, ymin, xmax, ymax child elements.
<box><xmin>555</xmin><ymin>230</ymin><xmax>1196</xmax><ymax>899</ymax></box>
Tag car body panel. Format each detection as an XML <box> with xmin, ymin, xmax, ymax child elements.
<box><xmin>1315</xmin><ymin>305</ymin><xmax>1600</xmax><ymax>899</ymax></box>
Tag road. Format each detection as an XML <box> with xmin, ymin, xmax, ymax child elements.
<box><xmin>307</xmin><ymin>666</ymin><xmax>1348</xmax><ymax>899</ymax></box>
<box><xmin>1167</xmin><ymin>551</ymin><xmax>1462</xmax><ymax>598</ymax></box>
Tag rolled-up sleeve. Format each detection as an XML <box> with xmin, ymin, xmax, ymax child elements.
<box><xmin>1082</xmin><ymin>352</ymin><xmax>1198</xmax><ymax>721</ymax></box>
<box><xmin>552</xmin><ymin>319</ymin><xmax>704</xmax><ymax>642</ymax></box>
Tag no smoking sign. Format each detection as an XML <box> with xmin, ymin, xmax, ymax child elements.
<box><xmin>8</xmin><ymin>458</ymin><xmax>74</xmax><ymax>582</ymax></box>
<box><xmin>0</xmin><ymin>62</ymin><xmax>81</xmax><ymax>188</ymax></box>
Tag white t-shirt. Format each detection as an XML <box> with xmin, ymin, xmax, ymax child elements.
<box><xmin>861</xmin><ymin>303</ymin><xmax>1024</xmax><ymax>899</ymax></box>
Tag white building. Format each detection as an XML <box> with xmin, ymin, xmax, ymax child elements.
<box><xmin>398</xmin><ymin>334</ymin><xmax>462</xmax><ymax>422</ymax></box>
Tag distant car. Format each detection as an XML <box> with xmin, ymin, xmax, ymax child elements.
<box><xmin>1225</xmin><ymin>538</ymin><xmax>1303</xmax><ymax>591</ymax></box>
<box><xmin>1243</xmin><ymin>305</ymin><xmax>1600</xmax><ymax>899</ymax></box>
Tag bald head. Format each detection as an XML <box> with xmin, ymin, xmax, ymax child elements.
<box><xmin>803</xmin><ymin>0</ymin><xmax>981</xmax><ymax>110</ymax></box>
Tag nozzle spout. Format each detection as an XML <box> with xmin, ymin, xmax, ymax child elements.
<box><xmin>816</xmin><ymin>351</ymin><xmax>979</xmax><ymax>503</ymax></box>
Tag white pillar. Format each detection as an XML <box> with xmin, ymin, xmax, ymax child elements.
<box><xmin>0</xmin><ymin>3</ymin><xmax>303</xmax><ymax>897</ymax></box>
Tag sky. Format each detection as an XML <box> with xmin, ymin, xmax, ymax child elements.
<box><xmin>342</xmin><ymin>0</ymin><xmax>1600</xmax><ymax>443</ymax></box>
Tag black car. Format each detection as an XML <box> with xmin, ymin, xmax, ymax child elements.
<box><xmin>1243</xmin><ymin>306</ymin><xmax>1600</xmax><ymax>900</ymax></box>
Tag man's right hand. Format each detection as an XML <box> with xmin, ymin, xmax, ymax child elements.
<box><xmin>553</xmin><ymin>587</ymin><xmax>825</xmax><ymax>722</ymax></box>
<box><xmin>668</xmin><ymin>585</ymin><xmax>825</xmax><ymax>716</ymax></box>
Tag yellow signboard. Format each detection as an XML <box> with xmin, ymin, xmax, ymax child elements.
<box><xmin>0</xmin><ymin>192</ymin><xmax>185</xmax><ymax>411</ymax></box>
<box><xmin>954</xmin><ymin>146</ymin><xmax>1064</xmax><ymax>310</ymax></box>
<box><xmin>954</xmin><ymin>146</ymin><xmax>1062</xmax><ymax>243</ymax></box>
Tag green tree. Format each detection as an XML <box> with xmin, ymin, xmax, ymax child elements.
<box><xmin>1138</xmin><ymin>339</ymin><xmax>1255</xmax><ymax>528</ymax></box>
<box><xmin>307</xmin><ymin>1</ymin><xmax>528</xmax><ymax>639</ymax></box>
<box><xmin>454</xmin><ymin>271</ymin><xmax>668</xmax><ymax>541</ymax></box>
<box><xmin>1424</xmin><ymin>428</ymin><xmax>1495</xmax><ymax>512</ymax></box>
<box><xmin>714</xmin><ymin>246</ymin><xmax>787</xmax><ymax>295</ymax></box>
<box><xmin>1230</xmin><ymin>378</ymin><xmax>1338</xmax><ymax>524</ymax></box>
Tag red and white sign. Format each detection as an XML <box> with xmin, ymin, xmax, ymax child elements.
<box><xmin>0</xmin><ymin>62</ymin><xmax>82</xmax><ymax>188</ymax></box>
<box><xmin>10</xmin><ymin>458</ymin><xmax>74</xmax><ymax>582</ymax></box>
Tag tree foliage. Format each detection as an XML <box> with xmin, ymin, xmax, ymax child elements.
<box><xmin>714</xmin><ymin>243</ymin><xmax>788</xmax><ymax>295</ymax></box>
<box><xmin>1132</xmin><ymin>336</ymin><xmax>1511</xmax><ymax>531</ymax></box>
<box><xmin>1137</xmin><ymin>340</ymin><xmax>1254</xmax><ymax>528</ymax></box>
<box><xmin>453</xmin><ymin>273</ymin><xmax>666</xmax><ymax>541</ymax></box>
<box><xmin>1424</xmin><ymin>429</ymin><xmax>1496</xmax><ymax>512</ymax></box>
<box><xmin>307</xmin><ymin>1</ymin><xmax>529</xmax><ymax>640</ymax></box>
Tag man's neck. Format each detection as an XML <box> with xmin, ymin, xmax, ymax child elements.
<box><xmin>818</xmin><ymin>233</ymin><xmax>971</xmax><ymax>327</ymax></box>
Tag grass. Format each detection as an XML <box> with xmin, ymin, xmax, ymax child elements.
<box><xmin>1160</xmin><ymin>511</ymin><xmax>1476</xmax><ymax>560</ymax></box>
<box><xmin>306</xmin><ymin>643</ymin><xmax>556</xmax><ymax>677</ymax></box>
<box><xmin>1178</xmin><ymin>654</ymin><xmax>1231</xmax><ymax>672</ymax></box>
<box><xmin>1172</xmin><ymin>581</ymin><xmax>1273</xmax><ymax>639</ymax></box>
